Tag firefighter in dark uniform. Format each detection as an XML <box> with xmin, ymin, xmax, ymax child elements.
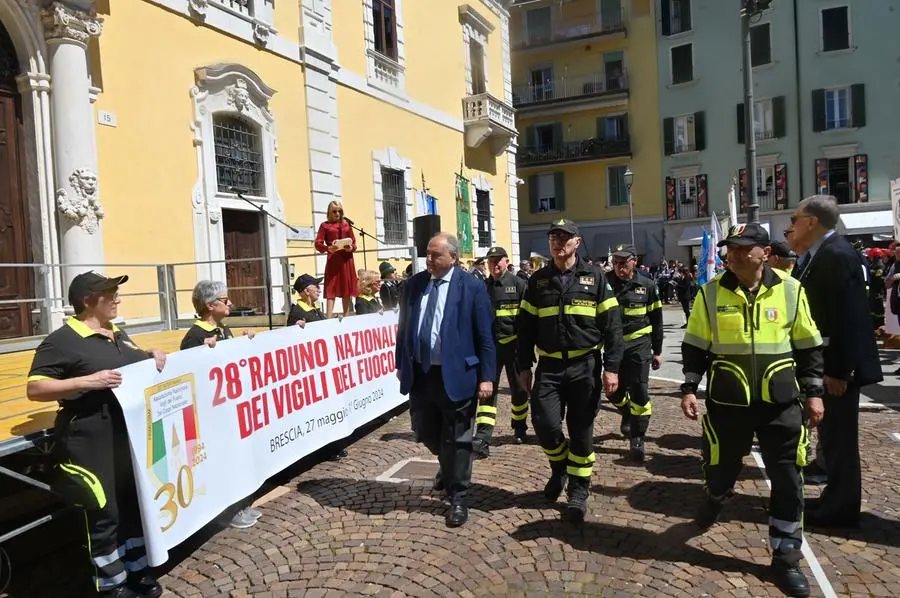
<box><xmin>517</xmin><ymin>219</ymin><xmax>624</xmax><ymax>523</ymax></box>
<box><xmin>473</xmin><ymin>246</ymin><xmax>529</xmax><ymax>458</ymax></box>
<box><xmin>287</xmin><ymin>274</ymin><xmax>327</xmax><ymax>326</ymax></box>
<box><xmin>26</xmin><ymin>272</ymin><xmax>166</xmax><ymax>598</ymax></box>
<box><xmin>681</xmin><ymin>223</ymin><xmax>825</xmax><ymax>598</ymax></box>
<box><xmin>605</xmin><ymin>244</ymin><xmax>664</xmax><ymax>463</ymax></box>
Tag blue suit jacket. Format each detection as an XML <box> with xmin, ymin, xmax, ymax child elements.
<box><xmin>396</xmin><ymin>266</ymin><xmax>497</xmax><ymax>402</ymax></box>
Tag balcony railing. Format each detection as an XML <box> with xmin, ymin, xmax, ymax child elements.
<box><xmin>462</xmin><ymin>92</ymin><xmax>516</xmax><ymax>131</ymax></box>
<box><xmin>756</xmin><ymin>190</ymin><xmax>779</xmax><ymax>211</ymax></box>
<box><xmin>517</xmin><ymin>136</ymin><xmax>631</xmax><ymax>167</ymax></box>
<box><xmin>512</xmin><ymin>8</ymin><xmax>626</xmax><ymax>50</ymax></box>
<box><xmin>677</xmin><ymin>199</ymin><xmax>699</xmax><ymax>220</ymax></box>
<box><xmin>513</xmin><ymin>70</ymin><xmax>628</xmax><ymax>107</ymax></box>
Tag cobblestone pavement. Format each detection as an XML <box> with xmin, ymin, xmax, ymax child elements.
<box><xmin>4</xmin><ymin>367</ymin><xmax>900</xmax><ymax>597</ymax></box>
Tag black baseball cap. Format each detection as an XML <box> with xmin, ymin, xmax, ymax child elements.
<box><xmin>612</xmin><ymin>244</ymin><xmax>637</xmax><ymax>258</ymax></box>
<box><xmin>485</xmin><ymin>246</ymin><xmax>508</xmax><ymax>259</ymax></box>
<box><xmin>549</xmin><ymin>218</ymin><xmax>579</xmax><ymax>236</ymax></box>
<box><xmin>68</xmin><ymin>271</ymin><xmax>129</xmax><ymax>306</ymax></box>
<box><xmin>717</xmin><ymin>223</ymin><xmax>770</xmax><ymax>247</ymax></box>
<box><xmin>768</xmin><ymin>240</ymin><xmax>797</xmax><ymax>259</ymax></box>
<box><xmin>293</xmin><ymin>274</ymin><xmax>322</xmax><ymax>293</ymax></box>
<box><xmin>379</xmin><ymin>261</ymin><xmax>395</xmax><ymax>277</ymax></box>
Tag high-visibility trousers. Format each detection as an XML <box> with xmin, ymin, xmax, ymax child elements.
<box><xmin>606</xmin><ymin>338</ymin><xmax>652</xmax><ymax>437</ymax></box>
<box><xmin>475</xmin><ymin>340</ymin><xmax>529</xmax><ymax>441</ymax></box>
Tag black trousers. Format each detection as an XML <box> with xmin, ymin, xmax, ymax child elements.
<box><xmin>817</xmin><ymin>383</ymin><xmax>862</xmax><ymax>517</ymax></box>
<box><xmin>607</xmin><ymin>339</ymin><xmax>652</xmax><ymax>438</ymax></box>
<box><xmin>53</xmin><ymin>403</ymin><xmax>148</xmax><ymax>592</ymax></box>
<box><xmin>531</xmin><ymin>354</ymin><xmax>600</xmax><ymax>483</ymax></box>
<box><xmin>409</xmin><ymin>364</ymin><xmax>476</xmax><ymax>502</ymax></box>
<box><xmin>701</xmin><ymin>400</ymin><xmax>807</xmax><ymax>567</ymax></box>
<box><xmin>475</xmin><ymin>340</ymin><xmax>529</xmax><ymax>443</ymax></box>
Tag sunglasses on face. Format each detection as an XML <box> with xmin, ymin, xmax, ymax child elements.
<box><xmin>790</xmin><ymin>214</ymin><xmax>813</xmax><ymax>224</ymax></box>
<box><xmin>549</xmin><ymin>234</ymin><xmax>574</xmax><ymax>244</ymax></box>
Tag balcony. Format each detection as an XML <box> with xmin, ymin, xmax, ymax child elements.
<box><xmin>676</xmin><ymin>200</ymin><xmax>699</xmax><ymax>220</ymax></box>
<box><xmin>517</xmin><ymin>136</ymin><xmax>631</xmax><ymax>168</ymax></box>
<box><xmin>462</xmin><ymin>93</ymin><xmax>517</xmax><ymax>156</ymax></box>
<box><xmin>513</xmin><ymin>70</ymin><xmax>628</xmax><ymax>110</ymax></box>
<box><xmin>511</xmin><ymin>8</ymin><xmax>626</xmax><ymax>51</ymax></box>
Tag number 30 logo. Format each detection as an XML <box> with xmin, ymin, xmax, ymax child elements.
<box><xmin>154</xmin><ymin>465</ymin><xmax>195</xmax><ymax>532</ymax></box>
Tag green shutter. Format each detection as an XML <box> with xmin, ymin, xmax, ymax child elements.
<box><xmin>773</xmin><ymin>96</ymin><xmax>787</xmax><ymax>138</ymax></box>
<box><xmin>660</xmin><ymin>0</ymin><xmax>671</xmax><ymax>36</ymax></box>
<box><xmin>525</xmin><ymin>126</ymin><xmax>536</xmax><ymax>149</ymax></box>
<box><xmin>528</xmin><ymin>175</ymin><xmax>538</xmax><ymax>213</ymax></box>
<box><xmin>554</xmin><ymin>172</ymin><xmax>566</xmax><ymax>211</ymax></box>
<box><xmin>551</xmin><ymin>122</ymin><xmax>563</xmax><ymax>148</ymax></box>
<box><xmin>596</xmin><ymin>117</ymin><xmax>607</xmax><ymax>140</ymax></box>
<box><xmin>663</xmin><ymin>117</ymin><xmax>674</xmax><ymax>155</ymax></box>
<box><xmin>694</xmin><ymin>111</ymin><xmax>706</xmax><ymax>151</ymax></box>
<box><xmin>811</xmin><ymin>89</ymin><xmax>826</xmax><ymax>132</ymax></box>
<box><xmin>851</xmin><ymin>84</ymin><xmax>866</xmax><ymax>127</ymax></box>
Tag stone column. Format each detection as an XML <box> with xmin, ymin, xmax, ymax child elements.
<box><xmin>41</xmin><ymin>2</ymin><xmax>104</xmax><ymax>288</ymax></box>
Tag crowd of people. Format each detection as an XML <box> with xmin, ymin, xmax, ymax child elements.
<box><xmin>22</xmin><ymin>194</ymin><xmax>896</xmax><ymax>597</ymax></box>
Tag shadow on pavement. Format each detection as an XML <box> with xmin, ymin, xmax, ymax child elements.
<box><xmin>654</xmin><ymin>433</ymin><xmax>700</xmax><ymax>451</ymax></box>
<box><xmin>509</xmin><ymin>519</ymin><xmax>771</xmax><ymax>579</ymax></box>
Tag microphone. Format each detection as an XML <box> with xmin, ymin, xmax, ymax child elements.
<box><xmin>343</xmin><ymin>216</ymin><xmax>355</xmax><ymax>226</ymax></box>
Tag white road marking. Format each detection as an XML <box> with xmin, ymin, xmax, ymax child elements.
<box><xmin>648</xmin><ymin>375</ymin><xmax>838</xmax><ymax>597</ymax></box>
<box><xmin>890</xmin><ymin>432</ymin><xmax>900</xmax><ymax>443</ymax></box>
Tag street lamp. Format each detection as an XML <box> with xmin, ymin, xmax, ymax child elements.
<box><xmin>624</xmin><ymin>166</ymin><xmax>635</xmax><ymax>247</ymax></box>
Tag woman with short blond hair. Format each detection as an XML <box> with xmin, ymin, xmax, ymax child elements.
<box><xmin>355</xmin><ymin>269</ymin><xmax>383</xmax><ymax>315</ymax></box>
<box><xmin>314</xmin><ymin>200</ymin><xmax>358</xmax><ymax>318</ymax></box>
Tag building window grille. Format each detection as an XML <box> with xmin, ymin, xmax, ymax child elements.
<box><xmin>214</xmin><ymin>115</ymin><xmax>265</xmax><ymax>196</ymax></box>
<box><xmin>381</xmin><ymin>167</ymin><xmax>407</xmax><ymax>244</ymax></box>
<box><xmin>475</xmin><ymin>189</ymin><xmax>491</xmax><ymax>248</ymax></box>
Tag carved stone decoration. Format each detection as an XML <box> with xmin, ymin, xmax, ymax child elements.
<box><xmin>188</xmin><ymin>0</ymin><xmax>209</xmax><ymax>19</ymax></box>
<box><xmin>208</xmin><ymin>209</ymin><xmax>221</xmax><ymax>224</ymax></box>
<box><xmin>253</xmin><ymin>22</ymin><xmax>272</xmax><ymax>46</ymax></box>
<box><xmin>226</xmin><ymin>78</ymin><xmax>251</xmax><ymax>112</ymax></box>
<box><xmin>57</xmin><ymin>169</ymin><xmax>104</xmax><ymax>234</ymax></box>
<box><xmin>41</xmin><ymin>2</ymin><xmax>103</xmax><ymax>45</ymax></box>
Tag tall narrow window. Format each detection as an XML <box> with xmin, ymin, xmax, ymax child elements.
<box><xmin>380</xmin><ymin>167</ymin><xmax>407</xmax><ymax>244</ymax></box>
<box><xmin>469</xmin><ymin>41</ymin><xmax>486</xmax><ymax>95</ymax></box>
<box><xmin>824</xmin><ymin>88</ymin><xmax>851</xmax><ymax>129</ymax></box>
<box><xmin>608</xmin><ymin>166</ymin><xmax>628</xmax><ymax>207</ymax></box>
<box><xmin>670</xmin><ymin>43</ymin><xmax>693</xmax><ymax>84</ymax></box>
<box><xmin>214</xmin><ymin>115</ymin><xmax>264</xmax><ymax>196</ymax></box>
<box><xmin>821</xmin><ymin>6</ymin><xmax>850</xmax><ymax>52</ymax></box>
<box><xmin>750</xmin><ymin>23</ymin><xmax>771</xmax><ymax>66</ymax></box>
<box><xmin>475</xmin><ymin>189</ymin><xmax>491</xmax><ymax>248</ymax></box>
<box><xmin>372</xmin><ymin>0</ymin><xmax>398</xmax><ymax>59</ymax></box>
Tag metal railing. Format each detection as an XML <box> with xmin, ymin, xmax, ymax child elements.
<box><xmin>677</xmin><ymin>199</ymin><xmax>699</xmax><ymax>220</ymax></box>
<box><xmin>517</xmin><ymin>136</ymin><xmax>631</xmax><ymax>167</ymax></box>
<box><xmin>511</xmin><ymin>7</ymin><xmax>626</xmax><ymax>50</ymax></box>
<box><xmin>0</xmin><ymin>245</ymin><xmax>417</xmax><ymax>347</ymax></box>
<box><xmin>512</xmin><ymin>70</ymin><xmax>628</xmax><ymax>107</ymax></box>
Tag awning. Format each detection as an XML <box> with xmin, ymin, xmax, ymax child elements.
<box><xmin>837</xmin><ymin>210</ymin><xmax>892</xmax><ymax>235</ymax></box>
<box><xmin>677</xmin><ymin>225</ymin><xmax>705</xmax><ymax>247</ymax></box>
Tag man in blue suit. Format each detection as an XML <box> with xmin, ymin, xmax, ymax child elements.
<box><xmin>396</xmin><ymin>232</ymin><xmax>496</xmax><ymax>527</ymax></box>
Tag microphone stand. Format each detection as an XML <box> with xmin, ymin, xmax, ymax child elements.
<box><xmin>342</xmin><ymin>217</ymin><xmax>381</xmax><ymax>270</ymax></box>
<box><xmin>232</xmin><ymin>190</ymin><xmax>299</xmax><ymax>331</ymax></box>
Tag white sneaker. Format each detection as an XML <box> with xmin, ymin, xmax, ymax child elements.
<box><xmin>247</xmin><ymin>506</ymin><xmax>263</xmax><ymax>520</ymax></box>
<box><xmin>229</xmin><ymin>507</ymin><xmax>258</xmax><ymax>529</ymax></box>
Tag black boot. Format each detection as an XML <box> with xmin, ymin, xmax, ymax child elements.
<box><xmin>472</xmin><ymin>437</ymin><xmax>490</xmax><ymax>459</ymax></box>
<box><xmin>127</xmin><ymin>573</ymin><xmax>163</xmax><ymax>598</ymax></box>
<box><xmin>619</xmin><ymin>414</ymin><xmax>631</xmax><ymax>438</ymax></box>
<box><xmin>771</xmin><ymin>562</ymin><xmax>810</xmax><ymax>597</ymax></box>
<box><xmin>432</xmin><ymin>469</ymin><xmax>444</xmax><ymax>491</ymax></box>
<box><xmin>694</xmin><ymin>491</ymin><xmax>730</xmax><ymax>530</ymax></box>
<box><xmin>513</xmin><ymin>425</ymin><xmax>528</xmax><ymax>445</ymax></box>
<box><xmin>629</xmin><ymin>436</ymin><xmax>645</xmax><ymax>463</ymax></box>
<box><xmin>565</xmin><ymin>477</ymin><xmax>590</xmax><ymax>523</ymax></box>
<box><xmin>544</xmin><ymin>467</ymin><xmax>567</xmax><ymax>502</ymax></box>
<box><xmin>99</xmin><ymin>586</ymin><xmax>141</xmax><ymax>598</ymax></box>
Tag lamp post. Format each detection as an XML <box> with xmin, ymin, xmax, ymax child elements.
<box><xmin>624</xmin><ymin>166</ymin><xmax>635</xmax><ymax>247</ymax></box>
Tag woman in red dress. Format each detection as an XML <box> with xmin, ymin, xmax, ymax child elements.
<box><xmin>315</xmin><ymin>200</ymin><xmax>358</xmax><ymax>317</ymax></box>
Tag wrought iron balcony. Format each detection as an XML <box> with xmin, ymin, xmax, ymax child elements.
<box><xmin>511</xmin><ymin>7</ymin><xmax>626</xmax><ymax>50</ymax></box>
<box><xmin>512</xmin><ymin>70</ymin><xmax>628</xmax><ymax>108</ymax></box>
<box><xmin>462</xmin><ymin>93</ymin><xmax>517</xmax><ymax>156</ymax></box>
<box><xmin>517</xmin><ymin>136</ymin><xmax>631</xmax><ymax>168</ymax></box>
<box><xmin>676</xmin><ymin>199</ymin><xmax>699</xmax><ymax>220</ymax></box>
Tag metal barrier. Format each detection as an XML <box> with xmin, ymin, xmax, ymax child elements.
<box><xmin>0</xmin><ymin>245</ymin><xmax>417</xmax><ymax>343</ymax></box>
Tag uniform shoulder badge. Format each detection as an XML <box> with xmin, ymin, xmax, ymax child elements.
<box><xmin>765</xmin><ymin>307</ymin><xmax>779</xmax><ymax>322</ymax></box>
<box><xmin>505</xmin><ymin>286</ymin><xmax>517</xmax><ymax>294</ymax></box>
<box><xmin>579</xmin><ymin>275</ymin><xmax>595</xmax><ymax>286</ymax></box>
<box><xmin>634</xmin><ymin>286</ymin><xmax>648</xmax><ymax>295</ymax></box>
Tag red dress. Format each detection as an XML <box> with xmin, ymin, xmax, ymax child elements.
<box><xmin>315</xmin><ymin>220</ymin><xmax>358</xmax><ymax>299</ymax></box>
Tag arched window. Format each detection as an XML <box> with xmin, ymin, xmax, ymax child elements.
<box><xmin>213</xmin><ymin>114</ymin><xmax>264</xmax><ymax>196</ymax></box>
<box><xmin>0</xmin><ymin>22</ymin><xmax>19</xmax><ymax>83</ymax></box>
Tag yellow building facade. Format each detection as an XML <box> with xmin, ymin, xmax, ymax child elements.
<box><xmin>509</xmin><ymin>0</ymin><xmax>664</xmax><ymax>262</ymax></box>
<box><xmin>0</xmin><ymin>0</ymin><xmax>517</xmax><ymax>344</ymax></box>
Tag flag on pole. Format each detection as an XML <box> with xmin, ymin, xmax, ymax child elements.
<box><xmin>706</xmin><ymin>211</ymin><xmax>722</xmax><ymax>282</ymax></box>
<box><xmin>698</xmin><ymin>229</ymin><xmax>712</xmax><ymax>285</ymax></box>
<box><xmin>728</xmin><ymin>179</ymin><xmax>739</xmax><ymax>229</ymax></box>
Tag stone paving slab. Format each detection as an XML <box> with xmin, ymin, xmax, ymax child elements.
<box><xmin>2</xmin><ymin>379</ymin><xmax>900</xmax><ymax>597</ymax></box>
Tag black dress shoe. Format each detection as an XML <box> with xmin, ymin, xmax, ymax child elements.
<box><xmin>472</xmin><ymin>438</ymin><xmax>490</xmax><ymax>459</ymax></box>
<box><xmin>432</xmin><ymin>470</ymin><xmax>444</xmax><ymax>491</ymax></box>
<box><xmin>629</xmin><ymin>437</ymin><xmax>645</xmax><ymax>463</ymax></box>
<box><xmin>446</xmin><ymin>503</ymin><xmax>468</xmax><ymax>527</ymax></box>
<box><xmin>695</xmin><ymin>496</ymin><xmax>725</xmax><ymax>530</ymax></box>
<box><xmin>544</xmin><ymin>471</ymin><xmax>567</xmax><ymax>502</ymax></box>
<box><xmin>99</xmin><ymin>586</ymin><xmax>141</xmax><ymax>598</ymax></box>
<box><xmin>771</xmin><ymin>562</ymin><xmax>810</xmax><ymax>597</ymax></box>
<box><xmin>127</xmin><ymin>574</ymin><xmax>163</xmax><ymax>598</ymax></box>
<box><xmin>514</xmin><ymin>427</ymin><xmax>527</xmax><ymax>444</ymax></box>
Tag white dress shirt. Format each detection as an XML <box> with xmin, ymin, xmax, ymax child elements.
<box><xmin>416</xmin><ymin>267</ymin><xmax>454</xmax><ymax>365</ymax></box>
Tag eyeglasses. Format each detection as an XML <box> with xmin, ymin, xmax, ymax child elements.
<box><xmin>215</xmin><ymin>297</ymin><xmax>231</xmax><ymax>304</ymax></box>
<box><xmin>790</xmin><ymin>214</ymin><xmax>813</xmax><ymax>224</ymax></box>
<box><xmin>549</xmin><ymin>234</ymin><xmax>574</xmax><ymax>244</ymax></box>
<box><xmin>612</xmin><ymin>260</ymin><xmax>631</xmax><ymax>266</ymax></box>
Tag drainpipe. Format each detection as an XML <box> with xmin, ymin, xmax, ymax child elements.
<box><xmin>792</xmin><ymin>0</ymin><xmax>805</xmax><ymax>199</ymax></box>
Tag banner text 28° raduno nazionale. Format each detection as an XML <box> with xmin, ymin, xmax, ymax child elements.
<box><xmin>112</xmin><ymin>312</ymin><xmax>404</xmax><ymax>565</ymax></box>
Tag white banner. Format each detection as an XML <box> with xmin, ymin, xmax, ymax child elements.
<box><xmin>887</xmin><ymin>290</ymin><xmax>900</xmax><ymax>337</ymax></box>
<box><xmin>891</xmin><ymin>177</ymin><xmax>900</xmax><ymax>242</ymax></box>
<box><xmin>112</xmin><ymin>313</ymin><xmax>404</xmax><ymax>566</ymax></box>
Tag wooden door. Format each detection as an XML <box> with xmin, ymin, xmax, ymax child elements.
<box><xmin>222</xmin><ymin>209</ymin><xmax>265</xmax><ymax>314</ymax></box>
<box><xmin>0</xmin><ymin>90</ymin><xmax>32</xmax><ymax>339</ymax></box>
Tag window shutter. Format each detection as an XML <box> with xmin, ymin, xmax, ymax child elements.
<box><xmin>773</xmin><ymin>96</ymin><xmax>787</xmax><ymax>138</ymax></box>
<box><xmin>811</xmin><ymin>89</ymin><xmax>826</xmax><ymax>132</ymax></box>
<box><xmin>736</xmin><ymin>103</ymin><xmax>746</xmax><ymax>144</ymax></box>
<box><xmin>697</xmin><ymin>174</ymin><xmax>709</xmax><ymax>217</ymax></box>
<box><xmin>554</xmin><ymin>172</ymin><xmax>566</xmax><ymax>210</ymax></box>
<box><xmin>814</xmin><ymin>158</ymin><xmax>829</xmax><ymax>194</ymax></box>
<box><xmin>525</xmin><ymin>126</ymin><xmax>536</xmax><ymax>149</ymax></box>
<box><xmin>529</xmin><ymin>175</ymin><xmax>538</xmax><ymax>212</ymax></box>
<box><xmin>663</xmin><ymin>117</ymin><xmax>674</xmax><ymax>155</ymax></box>
<box><xmin>683</xmin><ymin>0</ymin><xmax>692</xmax><ymax>30</ymax></box>
<box><xmin>854</xmin><ymin>154</ymin><xmax>869</xmax><ymax>203</ymax></box>
<box><xmin>665</xmin><ymin>176</ymin><xmax>677</xmax><ymax>220</ymax></box>
<box><xmin>608</xmin><ymin>168</ymin><xmax>617</xmax><ymax>206</ymax></box>
<box><xmin>620</xmin><ymin>114</ymin><xmax>630</xmax><ymax>140</ymax></box>
<box><xmin>694</xmin><ymin>111</ymin><xmax>706</xmax><ymax>151</ymax></box>
<box><xmin>660</xmin><ymin>0</ymin><xmax>671</xmax><ymax>36</ymax></box>
<box><xmin>851</xmin><ymin>84</ymin><xmax>866</xmax><ymax>127</ymax></box>
<box><xmin>775</xmin><ymin>163</ymin><xmax>788</xmax><ymax>210</ymax></box>
<box><xmin>552</xmin><ymin>122</ymin><xmax>563</xmax><ymax>148</ymax></box>
<box><xmin>596</xmin><ymin>117</ymin><xmax>607</xmax><ymax>140</ymax></box>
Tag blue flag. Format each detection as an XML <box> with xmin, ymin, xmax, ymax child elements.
<box><xmin>698</xmin><ymin>228</ymin><xmax>711</xmax><ymax>285</ymax></box>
